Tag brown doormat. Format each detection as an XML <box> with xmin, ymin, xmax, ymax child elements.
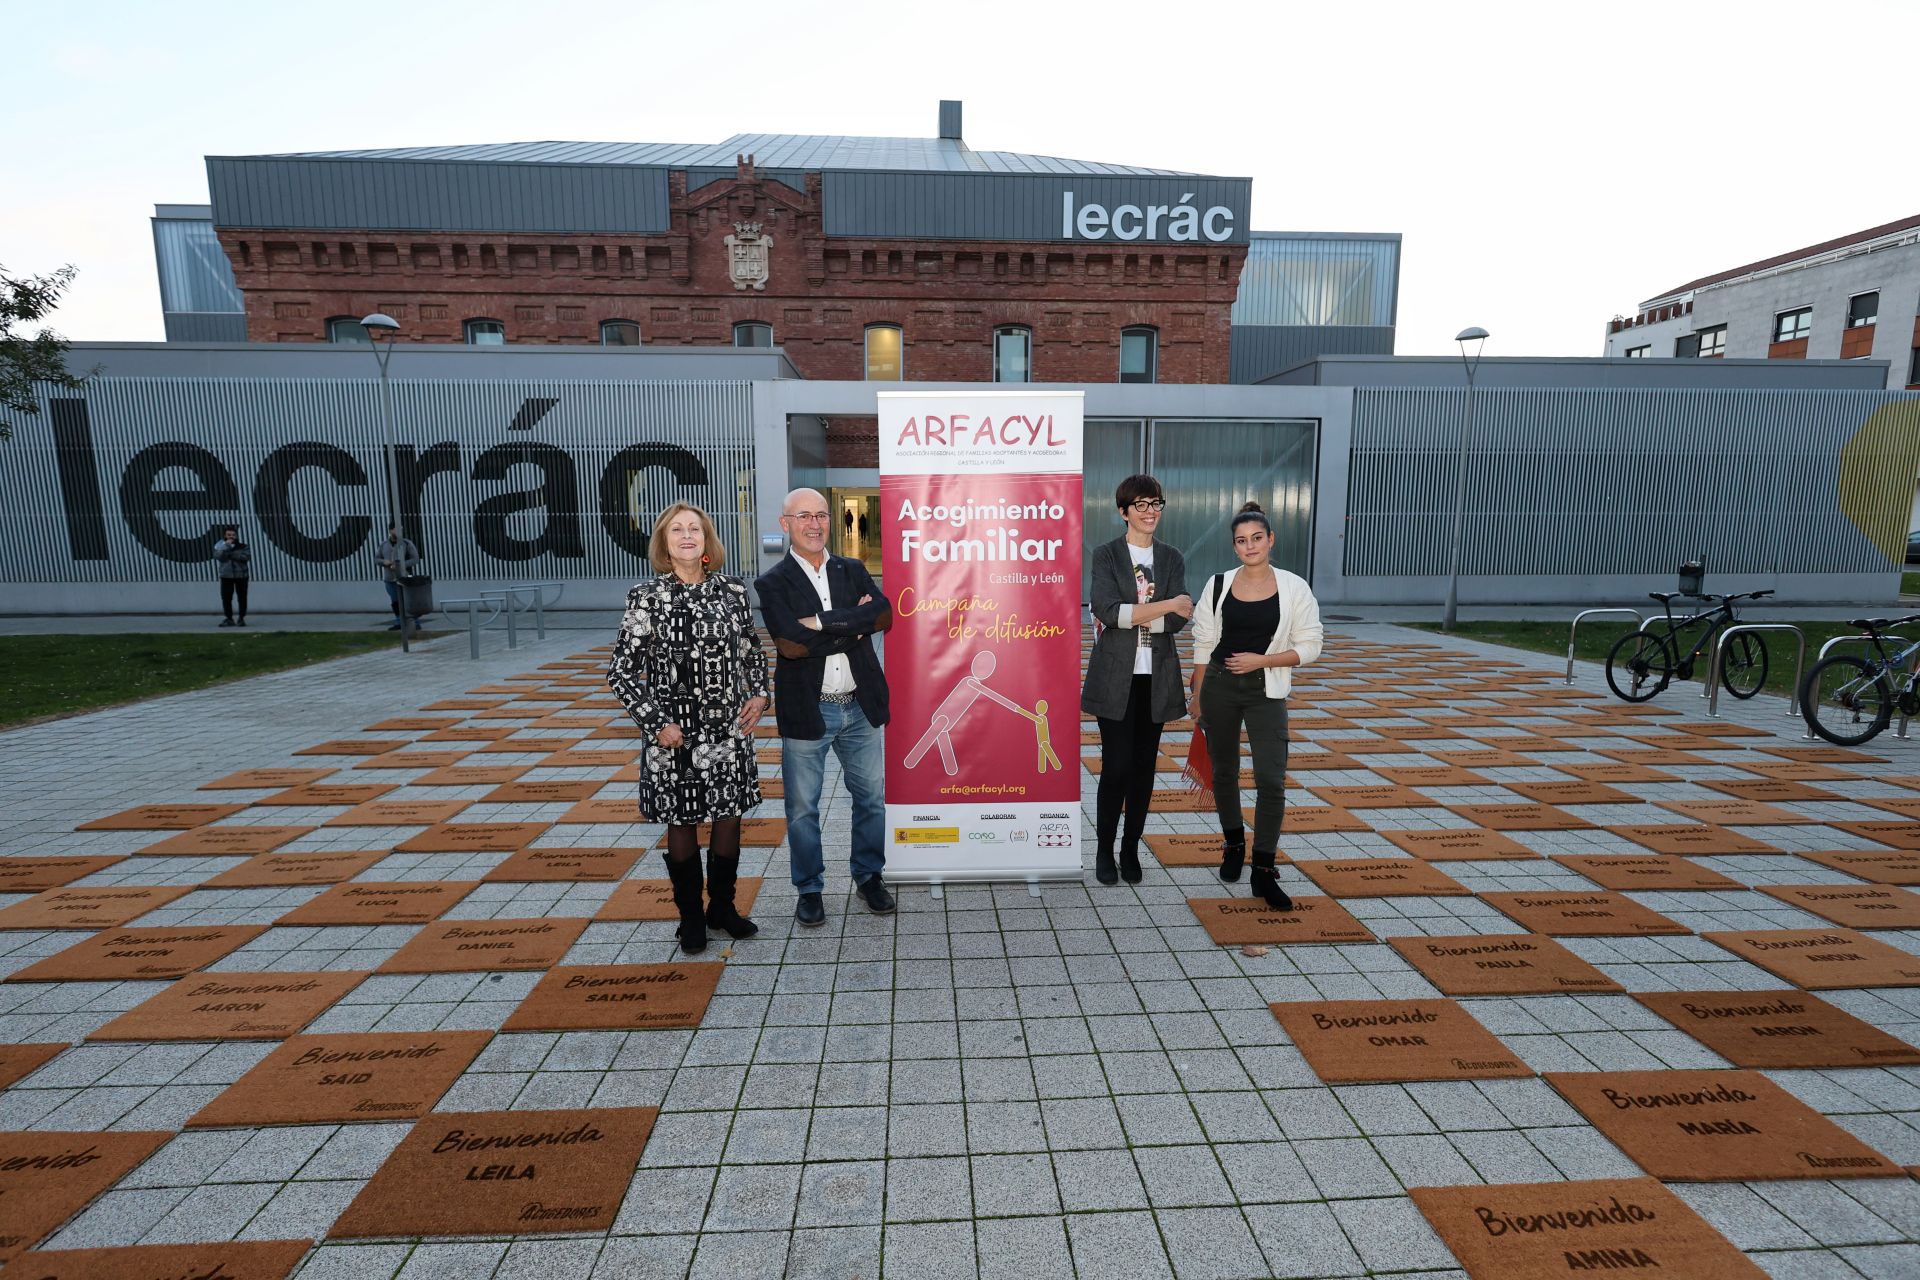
<box><xmin>1657</xmin><ymin>799</ymin><xmax>1811</xmax><ymax>826</ymax></box>
<box><xmin>1389</xmin><ymin>934</ymin><xmax>1624</xmax><ymax>996</ymax></box>
<box><xmin>1271</xmin><ymin>807</ymin><xmax>1369</xmax><ymax>834</ymax></box>
<box><xmin>1795</xmin><ymin>848</ymin><xmax>1920</xmax><ymax>885</ymax></box>
<box><xmin>1612</xmin><ymin>824</ymin><xmax>1779</xmax><ymax>856</ymax></box>
<box><xmin>1832</xmin><ymin>820</ymin><xmax>1920</xmax><ymax>850</ymax></box>
<box><xmin>1545</xmin><ymin>1069</ymin><xmax>1901</xmax><ymax>1181</ymax></box>
<box><xmin>394</xmin><ymin>822</ymin><xmax>549</xmax><ymax>852</ymax></box>
<box><xmin>480</xmin><ymin>780</ymin><xmax>604</xmax><ymax>804</ymax></box>
<box><xmin>327</xmin><ymin>1106</ymin><xmax>657</xmax><ymax>1239</ymax></box>
<box><xmin>1270</xmin><ymin>998</ymin><xmax>1531</xmax><ymax>1083</ymax></box>
<box><xmin>1551</xmin><ymin>855</ymin><xmax>1741</xmax><ymax>892</ymax></box>
<box><xmin>1699</xmin><ymin>778</ymin><xmax>1844</xmax><ymax>804</ymax></box>
<box><xmin>0</xmin><ymin>1130</ymin><xmax>171</xmax><ymax>1263</ymax></box>
<box><xmin>1480</xmin><ymin>892</ymin><xmax>1689</xmax><ymax>937</ymax></box>
<box><xmin>323</xmin><ymin>799</ymin><xmax>472</xmax><ymax>827</ymax></box>
<box><xmin>1288</xmin><ymin>751</ymin><xmax>1364</xmax><ymax>772</ymax></box>
<box><xmin>0</xmin><ymin>1240</ymin><xmax>314</xmax><ymax>1280</ymax></box>
<box><xmin>189</xmin><ymin>1029</ymin><xmax>491</xmax><ymax>1128</ymax></box>
<box><xmin>759</xmin><ymin>778</ymin><xmax>785</xmax><ymax>799</ymax></box>
<box><xmin>652</xmin><ymin>819</ymin><xmax>789</xmax><ymax>848</ymax></box>
<box><xmin>0</xmin><ymin>857</ymin><xmax>125</xmax><ymax>892</ymax></box>
<box><xmin>378</xmin><ymin>917</ymin><xmax>589</xmax><ymax>973</ymax></box>
<box><xmin>556</xmin><ymin>799</ymin><xmax>644</xmax><ymax>824</ymax></box>
<box><xmin>365</xmin><ymin>716</ymin><xmax>459</xmax><ymax>731</ymax></box>
<box><xmin>1476</xmin><ymin>734</ymin><xmax>1580</xmax><ymax>754</ymax></box>
<box><xmin>1380</xmin><ymin>828</ymin><xmax>1539</xmax><ymax>862</ymax></box>
<box><xmin>0</xmin><ymin>1043</ymin><xmax>65</xmax><ymax>1090</ymax></box>
<box><xmin>502</xmin><ymin>962</ymin><xmax>725</xmax><ymax>1031</ymax></box>
<box><xmin>75</xmin><ymin>803</ymin><xmax>244</xmax><ymax>831</ymax></box>
<box><xmin>1863</xmin><ymin>796</ymin><xmax>1920</xmax><ymax>820</ymax></box>
<box><xmin>1758</xmin><ymin>884</ymin><xmax>1920</xmax><ymax>929</ymax></box>
<box><xmin>1308</xmin><ymin>785</ymin><xmax>1440</xmax><ymax>810</ymax></box>
<box><xmin>410</xmin><ymin>765</ymin><xmax>533</xmax><ymax>787</ymax></box>
<box><xmin>1503</xmin><ymin>780</ymin><xmax>1643</xmax><ymax>806</ymax></box>
<box><xmin>1761</xmin><ymin>745</ymin><xmax>1886</xmax><ymax>763</ymax></box>
<box><xmin>1705</xmin><ymin>928</ymin><xmax>1920</xmax><ymax>989</ymax></box>
<box><xmin>257</xmin><ymin>782</ymin><xmax>395</xmax><ymax>807</ymax></box>
<box><xmin>1429</xmin><ymin>748</ymin><xmax>1536</xmax><ymax>769</ymax></box>
<box><xmin>1142</xmin><ymin>834</ymin><xmax>1236</xmax><ymax>867</ymax></box>
<box><xmin>6</xmin><ymin>926</ymin><xmax>266</xmax><ymax>983</ymax></box>
<box><xmin>483</xmin><ymin>846</ymin><xmax>646</xmax><ymax>882</ymax></box>
<box><xmin>1446</xmin><ymin>804</ymin><xmax>1591</xmax><ymax>831</ymax></box>
<box><xmin>275</xmin><ymin>881</ymin><xmax>478</xmax><ymax>926</ymax></box>
<box><xmin>1740</xmin><ymin>760</ymin><xmax>1862</xmax><ymax>782</ymax></box>
<box><xmin>541</xmin><ymin>750</ymin><xmax>640</xmax><ymax>768</ymax></box>
<box><xmin>89</xmin><ymin>971</ymin><xmax>366</xmax><ymax>1041</ymax></box>
<box><xmin>203</xmin><ymin>851</ymin><xmax>387</xmax><ymax>888</ymax></box>
<box><xmin>1146</xmin><ymin>789</ymin><xmax>1216</xmax><ymax>813</ymax></box>
<box><xmin>1297</xmin><ymin>859</ymin><xmax>1470</xmax><ymax>897</ymax></box>
<box><xmin>0</xmin><ymin>886</ymin><xmax>192</xmax><ymax>931</ymax></box>
<box><xmin>1555</xmin><ymin>762</ymin><xmax>1678</xmax><ymax>784</ymax></box>
<box><xmin>351</xmin><ymin>750</ymin><xmax>473</xmax><ymax>771</ymax></box>
<box><xmin>1597</xmin><ymin>747</ymin><xmax>1709</xmax><ymax>767</ymax></box>
<box><xmin>598</xmin><ymin>877</ymin><xmax>764</xmax><ymax>921</ymax></box>
<box><xmin>1634</xmin><ymin>990</ymin><xmax>1920</xmax><ymax>1069</ymax></box>
<box><xmin>1186</xmin><ymin>897</ymin><xmax>1375</xmax><ymax>945</ymax></box>
<box><xmin>200</xmin><ymin>768</ymin><xmax>335</xmax><ymax>790</ymax></box>
<box><xmin>1375</xmin><ymin>765</ymin><xmax>1493</xmax><ymax>787</ymax></box>
<box><xmin>293</xmin><ymin>739</ymin><xmax>409</xmax><ymax>757</ymax></box>
<box><xmin>1410</xmin><ymin>1177</ymin><xmax>1767</xmax><ymax>1280</ymax></box>
<box><xmin>132</xmin><ymin>825</ymin><xmax>314</xmax><ymax>857</ymax></box>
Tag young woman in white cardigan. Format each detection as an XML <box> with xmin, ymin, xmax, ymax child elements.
<box><xmin>1188</xmin><ymin>501</ymin><xmax>1324</xmax><ymax>909</ymax></box>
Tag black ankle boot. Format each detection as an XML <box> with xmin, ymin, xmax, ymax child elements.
<box><xmin>1118</xmin><ymin>845</ymin><xmax>1142</xmax><ymax>884</ymax></box>
<box><xmin>666</xmin><ymin>856</ymin><xmax>707</xmax><ymax>954</ymax></box>
<box><xmin>1094</xmin><ymin>848</ymin><xmax>1118</xmax><ymax>885</ymax></box>
<box><xmin>1249</xmin><ymin>850</ymin><xmax>1292</xmax><ymax>911</ymax></box>
<box><xmin>1219</xmin><ymin>829</ymin><xmax>1246</xmax><ymax>883</ymax></box>
<box><xmin>704</xmin><ymin>851</ymin><xmax>758</xmax><ymax>939</ymax></box>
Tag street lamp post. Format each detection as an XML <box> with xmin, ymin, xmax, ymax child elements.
<box><xmin>1441</xmin><ymin>326</ymin><xmax>1490</xmax><ymax>632</ymax></box>
<box><xmin>360</xmin><ymin>313</ymin><xmax>409</xmax><ymax>652</ymax></box>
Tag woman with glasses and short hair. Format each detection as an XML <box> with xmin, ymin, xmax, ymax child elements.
<box><xmin>1189</xmin><ymin>500</ymin><xmax>1323</xmax><ymax>909</ymax></box>
<box><xmin>1080</xmin><ymin>474</ymin><xmax>1192</xmax><ymax>885</ymax></box>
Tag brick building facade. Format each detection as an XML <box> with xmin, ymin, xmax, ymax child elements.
<box><xmin>220</xmin><ymin>158</ymin><xmax>1245</xmax><ymax>390</ymax></box>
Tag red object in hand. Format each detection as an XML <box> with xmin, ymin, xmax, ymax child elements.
<box><xmin>1182</xmin><ymin>727</ymin><xmax>1213</xmax><ymax>794</ymax></box>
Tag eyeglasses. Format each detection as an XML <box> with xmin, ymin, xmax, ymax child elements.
<box><xmin>785</xmin><ymin>511</ymin><xmax>831</xmax><ymax>523</ymax></box>
<box><xmin>1128</xmin><ymin>500</ymin><xmax>1166</xmax><ymax>513</ymax></box>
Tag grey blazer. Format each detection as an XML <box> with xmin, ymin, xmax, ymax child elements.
<box><xmin>1080</xmin><ymin>536</ymin><xmax>1189</xmax><ymax>722</ymax></box>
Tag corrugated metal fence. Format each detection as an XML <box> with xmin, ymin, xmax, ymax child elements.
<box><xmin>1</xmin><ymin>377</ymin><xmax>756</xmax><ymax>585</ymax></box>
<box><xmin>1343</xmin><ymin>387</ymin><xmax>1902</xmax><ymax>576</ymax></box>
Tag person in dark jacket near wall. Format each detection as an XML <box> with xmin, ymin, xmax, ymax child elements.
<box><xmin>1081</xmin><ymin>475</ymin><xmax>1191</xmax><ymax>885</ymax></box>
<box><xmin>213</xmin><ymin>525</ymin><xmax>251</xmax><ymax>627</ymax></box>
<box><xmin>755</xmin><ymin>487</ymin><xmax>894</xmax><ymax>927</ymax></box>
<box><xmin>375</xmin><ymin>525</ymin><xmax>421</xmax><ymax>630</ymax></box>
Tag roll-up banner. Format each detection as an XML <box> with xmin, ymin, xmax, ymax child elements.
<box><xmin>878</xmin><ymin>391</ymin><xmax>1084</xmax><ymax>884</ymax></box>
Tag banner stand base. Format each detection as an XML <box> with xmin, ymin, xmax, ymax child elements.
<box><xmin>905</xmin><ymin>869</ymin><xmax>1084</xmax><ymax>902</ymax></box>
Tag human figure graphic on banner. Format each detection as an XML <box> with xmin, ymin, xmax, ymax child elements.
<box><xmin>904</xmin><ymin>650</ymin><xmax>1052</xmax><ymax>776</ymax></box>
<box><xmin>1024</xmin><ymin>698</ymin><xmax>1063</xmax><ymax>773</ymax></box>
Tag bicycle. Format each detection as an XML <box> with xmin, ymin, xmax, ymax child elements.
<box><xmin>1799</xmin><ymin>614</ymin><xmax>1920</xmax><ymax>746</ymax></box>
<box><xmin>1603</xmin><ymin>590</ymin><xmax>1774</xmax><ymax>703</ymax></box>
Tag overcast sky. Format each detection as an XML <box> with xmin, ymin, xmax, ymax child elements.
<box><xmin>7</xmin><ymin>0</ymin><xmax>1914</xmax><ymax>357</ymax></box>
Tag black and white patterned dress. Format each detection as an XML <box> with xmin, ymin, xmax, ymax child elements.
<box><xmin>606</xmin><ymin>573</ymin><xmax>769</xmax><ymax>825</ymax></box>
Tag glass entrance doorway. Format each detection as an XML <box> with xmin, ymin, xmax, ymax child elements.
<box><xmin>829</xmin><ymin>488</ymin><xmax>882</xmax><ymax>574</ymax></box>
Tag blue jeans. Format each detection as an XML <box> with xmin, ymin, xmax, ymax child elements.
<box><xmin>783</xmin><ymin>699</ymin><xmax>886</xmax><ymax>894</ymax></box>
<box><xmin>384</xmin><ymin>580</ymin><xmax>405</xmax><ymax>617</ymax></box>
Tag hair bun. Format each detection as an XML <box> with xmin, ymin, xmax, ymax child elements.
<box><xmin>1237</xmin><ymin>500</ymin><xmax>1265</xmax><ymax>515</ymax></box>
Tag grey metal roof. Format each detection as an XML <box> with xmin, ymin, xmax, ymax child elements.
<box><xmin>259</xmin><ymin>133</ymin><xmax>1197</xmax><ymax>177</ymax></box>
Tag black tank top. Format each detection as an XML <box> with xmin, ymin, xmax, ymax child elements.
<box><xmin>1216</xmin><ymin>589</ymin><xmax>1279</xmax><ymax>668</ymax></box>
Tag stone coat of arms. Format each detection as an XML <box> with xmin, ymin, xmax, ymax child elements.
<box><xmin>724</xmin><ymin>222</ymin><xmax>772</xmax><ymax>291</ymax></box>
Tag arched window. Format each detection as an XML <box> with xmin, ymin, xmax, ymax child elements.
<box><xmin>993</xmin><ymin>326</ymin><xmax>1032</xmax><ymax>383</ymax></box>
<box><xmin>865</xmin><ymin>324</ymin><xmax>903</xmax><ymax>381</ymax></box>
<box><xmin>1120</xmin><ymin>326</ymin><xmax>1157</xmax><ymax>384</ymax></box>
<box><xmin>600</xmin><ymin>320</ymin><xmax>640</xmax><ymax>347</ymax></box>
<box><xmin>465</xmin><ymin>318</ymin><xmax>506</xmax><ymax>346</ymax></box>
<box><xmin>733</xmin><ymin>321</ymin><xmax>773</xmax><ymax>348</ymax></box>
<box><xmin>326</xmin><ymin>317</ymin><xmax>369</xmax><ymax>344</ymax></box>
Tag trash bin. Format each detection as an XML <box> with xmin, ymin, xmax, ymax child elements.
<box><xmin>1677</xmin><ymin>559</ymin><xmax>1706</xmax><ymax>597</ymax></box>
<box><xmin>399</xmin><ymin>574</ymin><xmax>434</xmax><ymax>619</ymax></box>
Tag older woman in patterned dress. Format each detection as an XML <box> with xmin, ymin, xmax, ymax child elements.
<box><xmin>607</xmin><ymin>503</ymin><xmax>771</xmax><ymax>954</ymax></box>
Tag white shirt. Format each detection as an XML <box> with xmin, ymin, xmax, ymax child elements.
<box><xmin>1128</xmin><ymin>541</ymin><xmax>1156</xmax><ymax>676</ymax></box>
<box><xmin>790</xmin><ymin>550</ymin><xmax>856</xmax><ymax>695</ymax></box>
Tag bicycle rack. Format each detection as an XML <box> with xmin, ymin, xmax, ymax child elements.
<box><xmin>1567</xmin><ymin>608</ymin><xmax>1646</xmax><ymax>685</ymax></box>
<box><xmin>1813</xmin><ymin>633</ymin><xmax>1915</xmax><ymax>741</ymax></box>
<box><xmin>476</xmin><ymin>581</ymin><xmax>568</xmax><ymax>649</ymax></box>
<box><xmin>439</xmin><ymin>596</ymin><xmax>505</xmax><ymax>660</ymax></box>
<box><xmin>1705</xmin><ymin>623</ymin><xmax>1809</xmax><ymax>735</ymax></box>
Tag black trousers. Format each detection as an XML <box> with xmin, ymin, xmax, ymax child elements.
<box><xmin>1095</xmin><ymin>674</ymin><xmax>1165</xmax><ymax>854</ymax></box>
<box><xmin>220</xmin><ymin>578</ymin><xmax>249</xmax><ymax>620</ymax></box>
<box><xmin>1201</xmin><ymin>668</ymin><xmax>1289</xmax><ymax>852</ymax></box>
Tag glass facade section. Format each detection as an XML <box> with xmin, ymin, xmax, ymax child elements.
<box><xmin>993</xmin><ymin>327</ymin><xmax>1031</xmax><ymax>382</ymax></box>
<box><xmin>1697</xmin><ymin>325</ymin><xmax>1727</xmax><ymax>357</ymax></box>
<box><xmin>152</xmin><ymin>216</ymin><xmax>242</xmax><ymax>315</ymax></box>
<box><xmin>1231</xmin><ymin>234</ymin><xmax>1399</xmax><ymax>327</ymax></box>
<box><xmin>865</xmin><ymin>325</ymin><xmax>903</xmax><ymax>380</ymax></box>
<box><xmin>1773</xmin><ymin>308</ymin><xmax>1812</xmax><ymax>342</ymax></box>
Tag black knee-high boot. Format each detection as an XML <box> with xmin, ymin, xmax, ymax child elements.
<box><xmin>1249</xmin><ymin>848</ymin><xmax>1291</xmax><ymax>911</ymax></box>
<box><xmin>705</xmin><ymin>852</ymin><xmax>759</xmax><ymax>939</ymax></box>
<box><xmin>666</xmin><ymin>854</ymin><xmax>707</xmax><ymax>954</ymax></box>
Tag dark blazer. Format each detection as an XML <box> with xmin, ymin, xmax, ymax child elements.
<box><xmin>1081</xmin><ymin>536</ymin><xmax>1189</xmax><ymax>722</ymax></box>
<box><xmin>755</xmin><ymin>552</ymin><xmax>892</xmax><ymax>739</ymax></box>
